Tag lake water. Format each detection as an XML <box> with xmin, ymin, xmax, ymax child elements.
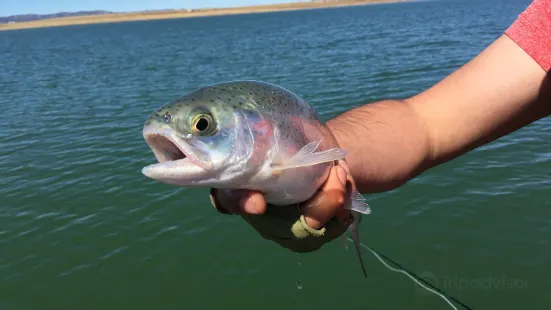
<box><xmin>1</xmin><ymin>0</ymin><xmax>549</xmax><ymax>309</ymax></box>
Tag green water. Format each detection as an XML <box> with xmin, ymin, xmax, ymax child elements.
<box><xmin>1</xmin><ymin>0</ymin><xmax>549</xmax><ymax>309</ymax></box>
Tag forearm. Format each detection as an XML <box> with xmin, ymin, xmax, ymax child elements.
<box><xmin>329</xmin><ymin>35</ymin><xmax>549</xmax><ymax>194</ymax></box>
<box><xmin>327</xmin><ymin>99</ymin><xmax>431</xmax><ymax>193</ymax></box>
<box><xmin>409</xmin><ymin>35</ymin><xmax>549</xmax><ymax>167</ymax></box>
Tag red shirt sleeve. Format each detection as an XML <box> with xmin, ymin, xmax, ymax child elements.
<box><xmin>505</xmin><ymin>0</ymin><xmax>551</xmax><ymax>71</ymax></box>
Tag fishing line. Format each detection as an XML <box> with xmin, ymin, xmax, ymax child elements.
<box><xmin>346</xmin><ymin>237</ymin><xmax>474</xmax><ymax>310</ymax></box>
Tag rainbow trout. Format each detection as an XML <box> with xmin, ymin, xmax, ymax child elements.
<box><xmin>141</xmin><ymin>81</ymin><xmax>371</xmax><ymax>277</ymax></box>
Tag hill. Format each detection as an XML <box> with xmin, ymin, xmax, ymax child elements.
<box><xmin>0</xmin><ymin>10</ymin><xmax>114</xmax><ymax>23</ymax></box>
<box><xmin>0</xmin><ymin>0</ymin><xmax>406</xmax><ymax>31</ymax></box>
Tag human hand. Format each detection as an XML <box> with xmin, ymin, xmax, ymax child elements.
<box><xmin>209</xmin><ymin>160</ymin><xmax>358</xmax><ymax>252</ymax></box>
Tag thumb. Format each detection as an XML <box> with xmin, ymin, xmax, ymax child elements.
<box><xmin>302</xmin><ymin>166</ymin><xmax>348</xmax><ymax>229</ymax></box>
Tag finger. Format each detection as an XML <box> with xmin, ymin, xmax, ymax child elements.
<box><xmin>212</xmin><ymin>189</ymin><xmax>243</xmax><ymax>214</ymax></box>
<box><xmin>334</xmin><ymin>160</ymin><xmax>355</xmax><ymax>222</ymax></box>
<box><xmin>301</xmin><ymin>165</ymin><xmax>348</xmax><ymax>229</ymax></box>
<box><xmin>215</xmin><ymin>189</ymin><xmax>267</xmax><ymax>215</ymax></box>
<box><xmin>239</xmin><ymin>191</ymin><xmax>267</xmax><ymax>215</ymax></box>
<box><xmin>335</xmin><ymin>204</ymin><xmax>352</xmax><ymax>224</ymax></box>
<box><xmin>337</xmin><ymin>159</ymin><xmax>351</xmax><ymax>174</ymax></box>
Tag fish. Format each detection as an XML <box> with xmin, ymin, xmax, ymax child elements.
<box><xmin>141</xmin><ymin>80</ymin><xmax>371</xmax><ymax>277</ymax></box>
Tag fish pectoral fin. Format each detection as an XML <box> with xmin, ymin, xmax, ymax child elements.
<box><xmin>271</xmin><ymin>140</ymin><xmax>348</xmax><ymax>172</ymax></box>
<box><xmin>345</xmin><ymin>190</ymin><xmax>371</xmax><ymax>215</ymax></box>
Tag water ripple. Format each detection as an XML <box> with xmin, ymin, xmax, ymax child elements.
<box><xmin>0</xmin><ymin>0</ymin><xmax>545</xmax><ymax>309</ymax></box>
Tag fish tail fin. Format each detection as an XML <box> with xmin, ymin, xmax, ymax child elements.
<box><xmin>350</xmin><ymin>211</ymin><xmax>368</xmax><ymax>278</ymax></box>
<box><xmin>341</xmin><ymin>234</ymin><xmax>349</xmax><ymax>250</ymax></box>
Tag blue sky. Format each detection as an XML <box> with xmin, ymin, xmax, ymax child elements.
<box><xmin>0</xmin><ymin>0</ymin><xmax>302</xmax><ymax>16</ymax></box>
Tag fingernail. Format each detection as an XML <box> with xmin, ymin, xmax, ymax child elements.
<box><xmin>304</xmin><ymin>216</ymin><xmax>322</xmax><ymax>230</ymax></box>
<box><xmin>336</xmin><ymin>166</ymin><xmax>347</xmax><ymax>186</ymax></box>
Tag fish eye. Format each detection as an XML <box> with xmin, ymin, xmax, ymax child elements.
<box><xmin>195</xmin><ymin>117</ymin><xmax>209</xmax><ymax>131</ymax></box>
<box><xmin>191</xmin><ymin>113</ymin><xmax>215</xmax><ymax>135</ymax></box>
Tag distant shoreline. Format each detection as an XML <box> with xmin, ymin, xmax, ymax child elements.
<box><xmin>0</xmin><ymin>0</ymin><xmax>408</xmax><ymax>31</ymax></box>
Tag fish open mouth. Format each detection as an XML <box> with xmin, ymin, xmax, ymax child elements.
<box><xmin>142</xmin><ymin>126</ymin><xmax>212</xmax><ymax>184</ymax></box>
<box><xmin>145</xmin><ymin>134</ymin><xmax>187</xmax><ymax>163</ymax></box>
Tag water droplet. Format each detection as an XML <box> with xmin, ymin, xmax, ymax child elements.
<box><xmin>295</xmin><ymin>253</ymin><xmax>303</xmax><ymax>290</ymax></box>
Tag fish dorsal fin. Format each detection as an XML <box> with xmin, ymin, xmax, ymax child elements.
<box><xmin>270</xmin><ymin>140</ymin><xmax>348</xmax><ymax>172</ymax></box>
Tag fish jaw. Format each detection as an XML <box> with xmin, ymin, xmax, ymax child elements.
<box><xmin>141</xmin><ymin>125</ymin><xmax>215</xmax><ymax>186</ymax></box>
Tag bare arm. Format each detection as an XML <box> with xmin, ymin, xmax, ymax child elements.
<box><xmin>214</xmin><ymin>34</ymin><xmax>549</xmax><ymax>231</ymax></box>
<box><xmin>329</xmin><ymin>34</ymin><xmax>550</xmax><ymax>194</ymax></box>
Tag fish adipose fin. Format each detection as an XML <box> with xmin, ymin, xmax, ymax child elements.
<box><xmin>271</xmin><ymin>140</ymin><xmax>347</xmax><ymax>172</ymax></box>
